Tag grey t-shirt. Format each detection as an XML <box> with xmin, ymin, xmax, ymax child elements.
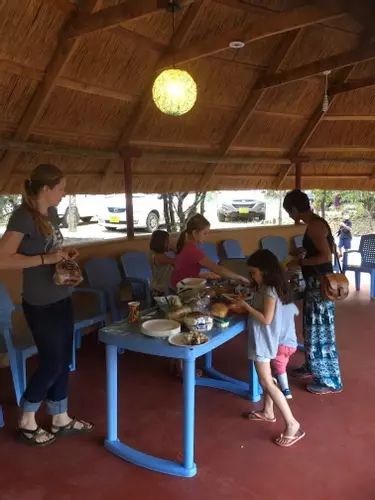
<box><xmin>247</xmin><ymin>285</ymin><xmax>282</xmax><ymax>360</ymax></box>
<box><xmin>6</xmin><ymin>204</ymin><xmax>72</xmax><ymax>306</ymax></box>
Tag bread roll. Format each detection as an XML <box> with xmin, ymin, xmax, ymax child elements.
<box><xmin>211</xmin><ymin>302</ymin><xmax>228</xmax><ymax>318</ymax></box>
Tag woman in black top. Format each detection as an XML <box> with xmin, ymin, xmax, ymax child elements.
<box><xmin>283</xmin><ymin>190</ymin><xmax>342</xmax><ymax>395</ymax></box>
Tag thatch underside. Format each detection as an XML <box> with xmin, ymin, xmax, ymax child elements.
<box><xmin>1</xmin><ymin>0</ymin><xmax>375</xmax><ymax>193</ymax></box>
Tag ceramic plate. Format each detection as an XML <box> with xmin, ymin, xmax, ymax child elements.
<box><xmin>168</xmin><ymin>333</ymin><xmax>209</xmax><ymax>347</ymax></box>
<box><xmin>141</xmin><ymin>319</ymin><xmax>181</xmax><ymax>338</ymax></box>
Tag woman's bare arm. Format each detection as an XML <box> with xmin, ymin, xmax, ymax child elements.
<box><xmin>236</xmin><ymin>295</ymin><xmax>276</xmax><ymax>325</ymax></box>
<box><xmin>0</xmin><ymin>232</ymin><xmax>65</xmax><ymax>269</ymax></box>
<box><xmin>302</xmin><ymin>220</ymin><xmax>332</xmax><ymax>266</ymax></box>
<box><xmin>199</xmin><ymin>256</ymin><xmax>249</xmax><ymax>284</ymax></box>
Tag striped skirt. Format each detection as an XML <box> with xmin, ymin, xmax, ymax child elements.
<box><xmin>303</xmin><ymin>276</ymin><xmax>342</xmax><ymax>390</ymax></box>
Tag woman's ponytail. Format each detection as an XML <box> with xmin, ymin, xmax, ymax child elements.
<box><xmin>22</xmin><ymin>164</ymin><xmax>63</xmax><ymax>237</ymax></box>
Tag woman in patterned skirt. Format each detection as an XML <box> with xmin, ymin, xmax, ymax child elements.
<box><xmin>283</xmin><ymin>190</ymin><xmax>342</xmax><ymax>395</ymax></box>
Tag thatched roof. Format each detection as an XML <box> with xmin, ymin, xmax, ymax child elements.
<box><xmin>1</xmin><ymin>0</ymin><xmax>375</xmax><ymax>193</ymax></box>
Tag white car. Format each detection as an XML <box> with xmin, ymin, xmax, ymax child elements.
<box><xmin>98</xmin><ymin>194</ymin><xmax>165</xmax><ymax>232</ymax></box>
<box><xmin>58</xmin><ymin>195</ymin><xmax>103</xmax><ymax>227</ymax></box>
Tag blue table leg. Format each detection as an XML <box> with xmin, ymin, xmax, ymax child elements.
<box><xmin>104</xmin><ymin>347</ymin><xmax>197</xmax><ymax>477</ymax></box>
<box><xmin>0</xmin><ymin>405</ymin><xmax>4</xmax><ymax>428</ymax></box>
<box><xmin>183</xmin><ymin>359</ymin><xmax>197</xmax><ymax>474</ymax></box>
<box><xmin>204</xmin><ymin>351</ymin><xmax>213</xmax><ymax>370</ymax></box>
<box><xmin>106</xmin><ymin>344</ymin><xmax>118</xmax><ymax>441</ymax></box>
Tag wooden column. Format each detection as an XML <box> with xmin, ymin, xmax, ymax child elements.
<box><xmin>295</xmin><ymin>162</ymin><xmax>302</xmax><ymax>189</ymax></box>
<box><xmin>123</xmin><ymin>156</ymin><xmax>134</xmax><ymax>239</ymax></box>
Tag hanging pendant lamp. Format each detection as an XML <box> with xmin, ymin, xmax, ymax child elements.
<box><xmin>152</xmin><ymin>0</ymin><xmax>197</xmax><ymax>116</ymax></box>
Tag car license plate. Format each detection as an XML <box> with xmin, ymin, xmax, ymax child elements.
<box><xmin>109</xmin><ymin>216</ymin><xmax>120</xmax><ymax>223</ymax></box>
<box><xmin>239</xmin><ymin>208</ymin><xmax>249</xmax><ymax>214</ymax></box>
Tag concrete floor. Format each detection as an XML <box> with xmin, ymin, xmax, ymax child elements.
<box><xmin>0</xmin><ymin>277</ymin><xmax>374</xmax><ymax>500</ymax></box>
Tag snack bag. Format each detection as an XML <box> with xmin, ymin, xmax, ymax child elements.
<box><xmin>54</xmin><ymin>259</ymin><xmax>83</xmax><ymax>287</ymax></box>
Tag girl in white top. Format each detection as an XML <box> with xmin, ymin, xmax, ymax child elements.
<box><xmin>234</xmin><ymin>249</ymin><xmax>305</xmax><ymax>448</ymax></box>
<box><xmin>149</xmin><ymin>230</ymin><xmax>175</xmax><ymax>296</ymax></box>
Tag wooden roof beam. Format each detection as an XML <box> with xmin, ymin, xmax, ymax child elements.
<box><xmin>0</xmin><ymin>0</ymin><xmax>103</xmax><ymax>189</ymax></box>
<box><xmin>69</xmin><ymin>0</ymin><xmax>196</xmax><ymax>38</ymax></box>
<box><xmin>101</xmin><ymin>0</ymin><xmax>205</xmax><ymax>188</ymax></box>
<box><xmin>212</xmin><ymin>0</ymin><xmax>275</xmax><ymax>16</ymax></box>
<box><xmin>259</xmin><ymin>43</ymin><xmax>375</xmax><ymax>90</ymax></box>
<box><xmin>220</xmin><ymin>30</ymin><xmax>301</xmax><ymax>155</ymax></box>
<box><xmin>41</xmin><ymin>0</ymin><xmax>77</xmax><ymax>14</ymax></box>
<box><xmin>329</xmin><ymin>76</ymin><xmax>375</xmax><ymax>96</ymax></box>
<box><xmin>275</xmin><ymin>28</ymin><xmax>375</xmax><ymax>189</ymax></box>
<box><xmin>159</xmin><ymin>2</ymin><xmax>347</xmax><ymax>68</ymax></box>
<box><xmin>200</xmin><ymin>30</ymin><xmax>301</xmax><ymax>189</ymax></box>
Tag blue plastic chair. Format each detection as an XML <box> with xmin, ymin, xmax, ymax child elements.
<box><xmin>343</xmin><ymin>234</ymin><xmax>375</xmax><ymax>298</ymax></box>
<box><xmin>70</xmin><ymin>288</ymin><xmax>107</xmax><ymax>368</ymax></box>
<box><xmin>198</xmin><ymin>243</ymin><xmax>219</xmax><ymax>263</ymax></box>
<box><xmin>0</xmin><ymin>405</ymin><xmax>3</xmax><ymax>427</ymax></box>
<box><xmin>84</xmin><ymin>257</ymin><xmax>129</xmax><ymax>322</ymax></box>
<box><xmin>120</xmin><ymin>252</ymin><xmax>152</xmax><ymax>307</ymax></box>
<box><xmin>260</xmin><ymin>236</ymin><xmax>289</xmax><ymax>263</ymax></box>
<box><xmin>0</xmin><ymin>282</ymin><xmax>106</xmax><ymax>405</ymax></box>
<box><xmin>198</xmin><ymin>242</ymin><xmax>219</xmax><ymax>273</ymax></box>
<box><xmin>221</xmin><ymin>239</ymin><xmax>245</xmax><ymax>259</ymax></box>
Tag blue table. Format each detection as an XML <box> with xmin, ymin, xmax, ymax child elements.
<box><xmin>99</xmin><ymin>313</ymin><xmax>261</xmax><ymax>478</ymax></box>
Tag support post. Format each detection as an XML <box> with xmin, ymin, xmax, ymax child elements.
<box><xmin>123</xmin><ymin>156</ymin><xmax>134</xmax><ymax>239</ymax></box>
<box><xmin>295</xmin><ymin>162</ymin><xmax>302</xmax><ymax>189</ymax></box>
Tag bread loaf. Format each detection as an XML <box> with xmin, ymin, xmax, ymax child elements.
<box><xmin>211</xmin><ymin>302</ymin><xmax>228</xmax><ymax>318</ymax></box>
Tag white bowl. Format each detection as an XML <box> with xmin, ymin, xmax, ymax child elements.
<box><xmin>177</xmin><ymin>278</ymin><xmax>207</xmax><ymax>300</ymax></box>
<box><xmin>183</xmin><ymin>313</ymin><xmax>213</xmax><ymax>332</ymax></box>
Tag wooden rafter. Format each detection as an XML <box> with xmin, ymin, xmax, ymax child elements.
<box><xmin>259</xmin><ymin>43</ymin><xmax>375</xmax><ymax>90</ymax></box>
<box><xmin>199</xmin><ymin>30</ymin><xmax>301</xmax><ymax>190</ymax></box>
<box><xmin>0</xmin><ymin>0</ymin><xmax>103</xmax><ymax>190</ymax></box>
<box><xmin>41</xmin><ymin>0</ymin><xmax>77</xmax><ymax>14</ymax></box>
<box><xmin>158</xmin><ymin>2</ymin><xmax>347</xmax><ymax>68</ymax></box>
<box><xmin>212</xmin><ymin>0</ymin><xmax>275</xmax><ymax>16</ymax></box>
<box><xmin>329</xmin><ymin>77</ymin><xmax>375</xmax><ymax>96</ymax></box>
<box><xmin>101</xmin><ymin>0</ymin><xmax>206</xmax><ymax>188</ymax></box>
<box><xmin>275</xmin><ymin>28</ymin><xmax>375</xmax><ymax>188</ymax></box>
<box><xmin>69</xmin><ymin>0</ymin><xmax>196</xmax><ymax>38</ymax></box>
<box><xmin>221</xmin><ymin>30</ymin><xmax>301</xmax><ymax>155</ymax></box>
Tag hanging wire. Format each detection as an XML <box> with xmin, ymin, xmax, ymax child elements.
<box><xmin>169</xmin><ymin>0</ymin><xmax>178</xmax><ymax>69</ymax></box>
<box><xmin>322</xmin><ymin>70</ymin><xmax>330</xmax><ymax>112</ymax></box>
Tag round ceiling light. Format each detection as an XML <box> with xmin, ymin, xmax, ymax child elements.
<box><xmin>152</xmin><ymin>68</ymin><xmax>197</xmax><ymax>116</ymax></box>
<box><xmin>229</xmin><ymin>41</ymin><xmax>245</xmax><ymax>49</ymax></box>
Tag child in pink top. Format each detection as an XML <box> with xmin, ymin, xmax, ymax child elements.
<box><xmin>170</xmin><ymin>214</ymin><xmax>249</xmax><ymax>289</ymax></box>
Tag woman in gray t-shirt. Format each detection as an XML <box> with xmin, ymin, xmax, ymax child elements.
<box><xmin>0</xmin><ymin>164</ymin><xmax>93</xmax><ymax>446</ymax></box>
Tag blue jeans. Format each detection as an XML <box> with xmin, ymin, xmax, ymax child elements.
<box><xmin>21</xmin><ymin>297</ymin><xmax>74</xmax><ymax>415</ymax></box>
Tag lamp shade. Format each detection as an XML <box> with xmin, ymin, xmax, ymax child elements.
<box><xmin>152</xmin><ymin>69</ymin><xmax>197</xmax><ymax>116</ymax></box>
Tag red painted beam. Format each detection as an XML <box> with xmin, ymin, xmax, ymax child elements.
<box><xmin>123</xmin><ymin>157</ymin><xmax>134</xmax><ymax>239</ymax></box>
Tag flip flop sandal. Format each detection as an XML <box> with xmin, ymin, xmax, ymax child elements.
<box><xmin>274</xmin><ymin>428</ymin><xmax>306</xmax><ymax>448</ymax></box>
<box><xmin>16</xmin><ymin>427</ymin><xmax>56</xmax><ymax>447</ymax></box>
<box><xmin>51</xmin><ymin>417</ymin><xmax>94</xmax><ymax>438</ymax></box>
<box><xmin>243</xmin><ymin>411</ymin><xmax>276</xmax><ymax>423</ymax></box>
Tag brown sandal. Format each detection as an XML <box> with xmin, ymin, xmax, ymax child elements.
<box><xmin>51</xmin><ymin>417</ymin><xmax>94</xmax><ymax>438</ymax></box>
<box><xmin>16</xmin><ymin>427</ymin><xmax>56</xmax><ymax>447</ymax></box>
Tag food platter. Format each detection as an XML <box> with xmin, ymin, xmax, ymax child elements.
<box><xmin>141</xmin><ymin>319</ymin><xmax>181</xmax><ymax>338</ymax></box>
<box><xmin>169</xmin><ymin>332</ymin><xmax>209</xmax><ymax>347</ymax></box>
